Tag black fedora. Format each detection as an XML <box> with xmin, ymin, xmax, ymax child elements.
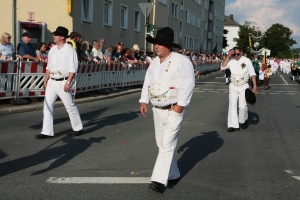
<box><xmin>146</xmin><ymin>27</ymin><xmax>181</xmax><ymax>49</ymax></box>
<box><xmin>245</xmin><ymin>88</ymin><xmax>256</xmax><ymax>105</ymax></box>
<box><xmin>51</xmin><ymin>26</ymin><xmax>70</xmax><ymax>38</ymax></box>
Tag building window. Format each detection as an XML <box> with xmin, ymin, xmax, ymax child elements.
<box><xmin>159</xmin><ymin>0</ymin><xmax>167</xmax><ymax>5</ymax></box>
<box><xmin>82</xmin><ymin>0</ymin><xmax>93</xmax><ymax>23</ymax></box>
<box><xmin>172</xmin><ymin>2</ymin><xmax>178</xmax><ymax>19</ymax></box>
<box><xmin>104</xmin><ymin>0</ymin><xmax>113</xmax><ymax>26</ymax></box>
<box><xmin>185</xmin><ymin>10</ymin><xmax>190</xmax><ymax>24</ymax></box>
<box><xmin>179</xmin><ymin>21</ymin><xmax>183</xmax><ymax>38</ymax></box>
<box><xmin>134</xmin><ymin>10</ymin><xmax>141</xmax><ymax>32</ymax></box>
<box><xmin>120</xmin><ymin>5</ymin><xmax>128</xmax><ymax>29</ymax></box>
<box><xmin>181</xmin><ymin>0</ymin><xmax>184</xmax><ymax>10</ymax></box>
<box><xmin>190</xmin><ymin>38</ymin><xmax>194</xmax><ymax>50</ymax></box>
<box><xmin>184</xmin><ymin>36</ymin><xmax>189</xmax><ymax>49</ymax></box>
<box><xmin>173</xmin><ymin>32</ymin><xmax>177</xmax><ymax>43</ymax></box>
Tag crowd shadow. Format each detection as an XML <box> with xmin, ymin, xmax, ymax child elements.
<box><xmin>168</xmin><ymin>131</ymin><xmax>224</xmax><ymax>189</ymax></box>
<box><xmin>29</xmin><ymin>108</ymin><xmax>140</xmax><ymax>137</ymax></box>
<box><xmin>248</xmin><ymin>111</ymin><xmax>260</xmax><ymax>126</ymax></box>
<box><xmin>0</xmin><ymin>136</ymin><xmax>106</xmax><ymax>177</ymax></box>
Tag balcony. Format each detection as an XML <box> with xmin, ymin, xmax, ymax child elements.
<box><xmin>208</xmin><ymin>31</ymin><xmax>212</xmax><ymax>39</ymax></box>
<box><xmin>209</xmin><ymin>12</ymin><xmax>213</xmax><ymax>21</ymax></box>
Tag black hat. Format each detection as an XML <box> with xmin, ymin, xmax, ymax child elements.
<box><xmin>51</xmin><ymin>26</ymin><xmax>70</xmax><ymax>38</ymax></box>
<box><xmin>146</xmin><ymin>27</ymin><xmax>181</xmax><ymax>49</ymax></box>
<box><xmin>245</xmin><ymin>88</ymin><xmax>256</xmax><ymax>105</ymax></box>
<box><xmin>21</xmin><ymin>32</ymin><xmax>32</xmax><ymax>38</ymax></box>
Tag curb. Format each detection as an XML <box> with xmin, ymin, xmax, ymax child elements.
<box><xmin>0</xmin><ymin>88</ymin><xmax>141</xmax><ymax>116</ymax></box>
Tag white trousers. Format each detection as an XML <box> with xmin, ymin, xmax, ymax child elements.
<box><xmin>41</xmin><ymin>79</ymin><xmax>83</xmax><ymax>136</ymax></box>
<box><xmin>228</xmin><ymin>83</ymin><xmax>248</xmax><ymax>128</ymax></box>
<box><xmin>151</xmin><ymin>107</ymin><xmax>185</xmax><ymax>186</ymax></box>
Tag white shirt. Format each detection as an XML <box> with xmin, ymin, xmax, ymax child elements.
<box><xmin>91</xmin><ymin>47</ymin><xmax>103</xmax><ymax>62</ymax></box>
<box><xmin>0</xmin><ymin>43</ymin><xmax>14</xmax><ymax>57</ymax></box>
<box><xmin>139</xmin><ymin>52</ymin><xmax>195</xmax><ymax>107</ymax></box>
<box><xmin>220</xmin><ymin>56</ymin><xmax>256</xmax><ymax>77</ymax></box>
<box><xmin>47</xmin><ymin>43</ymin><xmax>78</xmax><ymax>78</ymax></box>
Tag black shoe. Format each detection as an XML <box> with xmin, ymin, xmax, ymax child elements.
<box><xmin>149</xmin><ymin>181</ymin><xmax>165</xmax><ymax>193</ymax></box>
<box><xmin>227</xmin><ymin>127</ymin><xmax>235</xmax><ymax>132</ymax></box>
<box><xmin>241</xmin><ymin>120</ymin><xmax>247</xmax><ymax>129</ymax></box>
<box><xmin>71</xmin><ymin>129</ymin><xmax>83</xmax><ymax>137</ymax></box>
<box><xmin>35</xmin><ymin>134</ymin><xmax>53</xmax><ymax>139</ymax></box>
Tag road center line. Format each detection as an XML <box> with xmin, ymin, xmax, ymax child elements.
<box><xmin>47</xmin><ymin>177</ymin><xmax>151</xmax><ymax>184</ymax></box>
<box><xmin>279</xmin><ymin>75</ymin><xmax>289</xmax><ymax>85</ymax></box>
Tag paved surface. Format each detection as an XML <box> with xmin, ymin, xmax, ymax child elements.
<box><xmin>1</xmin><ymin>71</ymin><xmax>300</xmax><ymax>199</ymax></box>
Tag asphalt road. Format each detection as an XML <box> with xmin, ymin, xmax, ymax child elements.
<box><xmin>1</xmin><ymin>71</ymin><xmax>300</xmax><ymax>199</ymax></box>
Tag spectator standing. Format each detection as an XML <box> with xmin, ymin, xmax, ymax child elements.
<box><xmin>68</xmin><ymin>32</ymin><xmax>78</xmax><ymax>51</ymax></box>
<box><xmin>46</xmin><ymin>42</ymin><xmax>55</xmax><ymax>56</ymax></box>
<box><xmin>0</xmin><ymin>32</ymin><xmax>14</xmax><ymax>60</ymax></box>
<box><xmin>36</xmin><ymin>42</ymin><xmax>48</xmax><ymax>63</ymax></box>
<box><xmin>91</xmin><ymin>41</ymin><xmax>103</xmax><ymax>63</ymax></box>
<box><xmin>17</xmin><ymin>32</ymin><xmax>39</xmax><ymax>62</ymax></box>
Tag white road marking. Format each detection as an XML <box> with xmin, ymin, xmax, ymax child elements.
<box><xmin>285</xmin><ymin>170</ymin><xmax>294</xmax><ymax>175</ymax></box>
<box><xmin>269</xmin><ymin>93</ymin><xmax>280</xmax><ymax>94</ymax></box>
<box><xmin>292</xmin><ymin>176</ymin><xmax>300</xmax><ymax>181</ymax></box>
<box><xmin>47</xmin><ymin>177</ymin><xmax>151</xmax><ymax>184</ymax></box>
<box><xmin>194</xmin><ymin>91</ymin><xmax>205</xmax><ymax>92</ymax></box>
<box><xmin>197</xmin><ymin>82</ymin><xmax>221</xmax><ymax>84</ymax></box>
<box><xmin>274</xmin><ymin>91</ymin><xmax>284</xmax><ymax>92</ymax></box>
<box><xmin>288</xmin><ymin>91</ymin><xmax>297</xmax><ymax>92</ymax></box>
<box><xmin>279</xmin><ymin>75</ymin><xmax>288</xmax><ymax>85</ymax></box>
<box><xmin>217</xmin><ymin>89</ymin><xmax>228</xmax><ymax>90</ymax></box>
<box><xmin>203</xmin><ymin>89</ymin><xmax>214</xmax><ymax>90</ymax></box>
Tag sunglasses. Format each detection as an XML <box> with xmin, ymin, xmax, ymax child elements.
<box><xmin>235</xmin><ymin>53</ymin><xmax>241</xmax><ymax>56</ymax></box>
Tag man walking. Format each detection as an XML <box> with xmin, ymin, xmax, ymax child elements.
<box><xmin>35</xmin><ymin>26</ymin><xmax>83</xmax><ymax>139</ymax></box>
<box><xmin>139</xmin><ymin>27</ymin><xmax>195</xmax><ymax>193</ymax></box>
<box><xmin>221</xmin><ymin>47</ymin><xmax>257</xmax><ymax>132</ymax></box>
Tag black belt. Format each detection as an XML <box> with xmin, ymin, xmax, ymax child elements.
<box><xmin>155</xmin><ymin>103</ymin><xmax>177</xmax><ymax>110</ymax></box>
<box><xmin>50</xmin><ymin>77</ymin><xmax>68</xmax><ymax>81</ymax></box>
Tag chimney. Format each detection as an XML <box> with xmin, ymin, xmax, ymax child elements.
<box><xmin>230</xmin><ymin>14</ymin><xmax>233</xmax><ymax>20</ymax></box>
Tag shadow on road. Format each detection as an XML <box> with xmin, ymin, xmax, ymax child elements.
<box><xmin>248</xmin><ymin>111</ymin><xmax>259</xmax><ymax>126</ymax></box>
<box><xmin>168</xmin><ymin>131</ymin><xmax>223</xmax><ymax>189</ymax></box>
<box><xmin>0</xmin><ymin>136</ymin><xmax>106</xmax><ymax>177</ymax></box>
<box><xmin>29</xmin><ymin>108</ymin><xmax>140</xmax><ymax>137</ymax></box>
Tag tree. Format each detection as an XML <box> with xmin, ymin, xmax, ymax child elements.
<box><xmin>234</xmin><ymin>21</ymin><xmax>263</xmax><ymax>55</ymax></box>
<box><xmin>265</xmin><ymin>23</ymin><xmax>296</xmax><ymax>57</ymax></box>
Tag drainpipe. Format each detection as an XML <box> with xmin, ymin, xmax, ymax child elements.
<box><xmin>12</xmin><ymin>0</ymin><xmax>16</xmax><ymax>56</ymax></box>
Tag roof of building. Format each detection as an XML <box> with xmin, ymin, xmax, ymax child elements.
<box><xmin>224</xmin><ymin>15</ymin><xmax>240</xmax><ymax>26</ymax></box>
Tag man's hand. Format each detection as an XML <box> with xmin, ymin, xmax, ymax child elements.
<box><xmin>170</xmin><ymin>104</ymin><xmax>184</xmax><ymax>114</ymax></box>
<box><xmin>253</xmin><ymin>87</ymin><xmax>258</xmax><ymax>94</ymax></box>
<box><xmin>43</xmin><ymin>82</ymin><xmax>47</xmax><ymax>90</ymax></box>
<box><xmin>140</xmin><ymin>103</ymin><xmax>148</xmax><ymax>117</ymax></box>
<box><xmin>227</xmin><ymin>50</ymin><xmax>234</xmax><ymax>58</ymax></box>
<box><xmin>64</xmin><ymin>83</ymin><xmax>71</xmax><ymax>92</ymax></box>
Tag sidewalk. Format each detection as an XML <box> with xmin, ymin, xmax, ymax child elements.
<box><xmin>0</xmin><ymin>88</ymin><xmax>141</xmax><ymax>116</ymax></box>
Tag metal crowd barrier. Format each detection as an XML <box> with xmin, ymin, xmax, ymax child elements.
<box><xmin>0</xmin><ymin>60</ymin><xmax>149</xmax><ymax>100</ymax></box>
<box><xmin>0</xmin><ymin>60</ymin><xmax>221</xmax><ymax>101</ymax></box>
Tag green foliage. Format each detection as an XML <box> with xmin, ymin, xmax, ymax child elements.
<box><xmin>265</xmin><ymin>23</ymin><xmax>296</xmax><ymax>57</ymax></box>
<box><xmin>235</xmin><ymin>22</ymin><xmax>297</xmax><ymax>58</ymax></box>
<box><xmin>234</xmin><ymin>21</ymin><xmax>263</xmax><ymax>53</ymax></box>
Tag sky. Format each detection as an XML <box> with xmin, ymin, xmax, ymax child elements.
<box><xmin>225</xmin><ymin>0</ymin><xmax>300</xmax><ymax>48</ymax></box>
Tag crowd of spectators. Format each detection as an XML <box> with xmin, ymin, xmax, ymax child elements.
<box><xmin>0</xmin><ymin>31</ymin><xmax>224</xmax><ymax>67</ymax></box>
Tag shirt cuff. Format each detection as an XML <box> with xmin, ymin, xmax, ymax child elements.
<box><xmin>177</xmin><ymin>101</ymin><xmax>188</xmax><ymax>107</ymax></box>
<box><xmin>139</xmin><ymin>99</ymin><xmax>149</xmax><ymax>104</ymax></box>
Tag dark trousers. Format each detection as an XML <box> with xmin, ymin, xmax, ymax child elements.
<box><xmin>264</xmin><ymin>77</ymin><xmax>270</xmax><ymax>87</ymax></box>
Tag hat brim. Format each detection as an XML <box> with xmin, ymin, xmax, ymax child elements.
<box><xmin>51</xmin><ymin>31</ymin><xmax>70</xmax><ymax>38</ymax></box>
<box><xmin>146</xmin><ymin>36</ymin><xmax>181</xmax><ymax>49</ymax></box>
<box><xmin>245</xmin><ymin>88</ymin><xmax>256</xmax><ymax>105</ymax></box>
